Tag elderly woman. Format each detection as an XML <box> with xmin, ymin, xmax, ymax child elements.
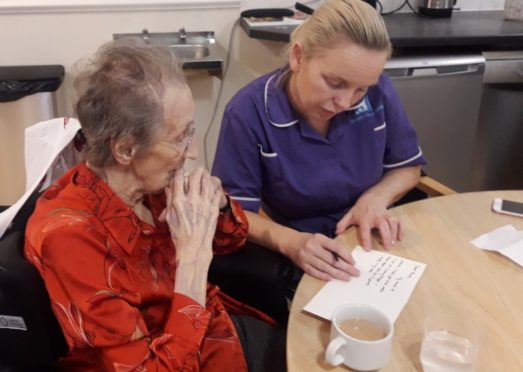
<box><xmin>24</xmin><ymin>38</ymin><xmax>285</xmax><ymax>371</ymax></box>
<box><xmin>212</xmin><ymin>0</ymin><xmax>426</xmax><ymax>286</ymax></box>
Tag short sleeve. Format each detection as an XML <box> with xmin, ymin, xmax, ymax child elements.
<box><xmin>380</xmin><ymin>74</ymin><xmax>426</xmax><ymax>170</ymax></box>
<box><xmin>212</xmin><ymin>105</ymin><xmax>263</xmax><ymax>212</ymax></box>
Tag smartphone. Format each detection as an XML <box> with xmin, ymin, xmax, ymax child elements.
<box><xmin>492</xmin><ymin>198</ymin><xmax>523</xmax><ymax>218</ymax></box>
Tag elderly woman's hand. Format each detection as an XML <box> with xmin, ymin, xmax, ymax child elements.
<box><xmin>335</xmin><ymin>194</ymin><xmax>403</xmax><ymax>251</ymax></box>
<box><xmin>162</xmin><ymin>167</ymin><xmax>222</xmax><ymax>305</ymax></box>
<box><xmin>289</xmin><ymin>232</ymin><xmax>360</xmax><ymax>282</ymax></box>
<box><xmin>210</xmin><ymin>176</ymin><xmax>228</xmax><ymax>210</ymax></box>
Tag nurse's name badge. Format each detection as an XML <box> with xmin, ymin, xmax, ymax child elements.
<box><xmin>352</xmin><ymin>96</ymin><xmax>373</xmax><ymax>116</ymax></box>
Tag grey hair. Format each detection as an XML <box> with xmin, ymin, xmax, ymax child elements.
<box><xmin>74</xmin><ymin>37</ymin><xmax>186</xmax><ymax>167</ymax></box>
<box><xmin>280</xmin><ymin>0</ymin><xmax>391</xmax><ymax>84</ymax></box>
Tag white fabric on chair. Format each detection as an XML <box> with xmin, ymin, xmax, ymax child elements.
<box><xmin>0</xmin><ymin>117</ymin><xmax>81</xmax><ymax>239</ymax></box>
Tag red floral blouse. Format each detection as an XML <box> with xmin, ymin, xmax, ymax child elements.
<box><xmin>24</xmin><ymin>163</ymin><xmax>272</xmax><ymax>371</ymax></box>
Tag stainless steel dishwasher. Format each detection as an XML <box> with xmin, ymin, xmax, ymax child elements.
<box><xmin>471</xmin><ymin>51</ymin><xmax>523</xmax><ymax>191</ymax></box>
<box><xmin>385</xmin><ymin>55</ymin><xmax>486</xmax><ymax>192</ymax></box>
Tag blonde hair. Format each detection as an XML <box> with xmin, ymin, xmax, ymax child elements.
<box><xmin>280</xmin><ymin>0</ymin><xmax>391</xmax><ymax>82</ymax></box>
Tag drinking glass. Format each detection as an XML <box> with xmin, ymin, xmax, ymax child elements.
<box><xmin>420</xmin><ymin>313</ymin><xmax>480</xmax><ymax>372</ymax></box>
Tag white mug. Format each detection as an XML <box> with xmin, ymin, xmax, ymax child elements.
<box><xmin>325</xmin><ymin>303</ymin><xmax>394</xmax><ymax>371</ymax></box>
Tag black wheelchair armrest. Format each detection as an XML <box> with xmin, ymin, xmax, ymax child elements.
<box><xmin>0</xmin><ymin>231</ymin><xmax>68</xmax><ymax>370</ymax></box>
<box><xmin>208</xmin><ymin>241</ymin><xmax>294</xmax><ymax>326</ymax></box>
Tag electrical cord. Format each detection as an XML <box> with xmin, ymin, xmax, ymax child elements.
<box><xmin>405</xmin><ymin>0</ymin><xmax>418</xmax><ymax>13</ymax></box>
<box><xmin>376</xmin><ymin>0</ymin><xmax>383</xmax><ymax>14</ymax></box>
<box><xmin>203</xmin><ymin>18</ymin><xmax>240</xmax><ymax>169</ymax></box>
<box><xmin>377</xmin><ymin>0</ymin><xmax>407</xmax><ymax>15</ymax></box>
<box><xmin>206</xmin><ymin>3</ymin><xmax>317</xmax><ymax>168</ymax></box>
<box><xmin>378</xmin><ymin>0</ymin><xmax>439</xmax><ymax>18</ymax></box>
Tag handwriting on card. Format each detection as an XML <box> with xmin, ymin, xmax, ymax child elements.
<box><xmin>367</xmin><ymin>256</ymin><xmax>400</xmax><ymax>292</ymax></box>
<box><xmin>304</xmin><ymin>247</ymin><xmax>426</xmax><ymax>322</ymax></box>
<box><xmin>366</xmin><ymin>256</ymin><xmax>422</xmax><ymax>293</ymax></box>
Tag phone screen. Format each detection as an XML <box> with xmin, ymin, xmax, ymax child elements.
<box><xmin>501</xmin><ymin>200</ymin><xmax>523</xmax><ymax>215</ymax></box>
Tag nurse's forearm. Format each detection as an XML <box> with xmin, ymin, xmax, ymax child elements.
<box><xmin>244</xmin><ymin>210</ymin><xmax>305</xmax><ymax>259</ymax></box>
<box><xmin>360</xmin><ymin>166</ymin><xmax>421</xmax><ymax>207</ymax></box>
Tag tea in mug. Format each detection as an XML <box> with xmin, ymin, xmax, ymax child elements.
<box><xmin>339</xmin><ymin>318</ymin><xmax>386</xmax><ymax>341</ymax></box>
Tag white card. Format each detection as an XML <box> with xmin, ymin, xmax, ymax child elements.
<box><xmin>470</xmin><ymin>224</ymin><xmax>523</xmax><ymax>267</ymax></box>
<box><xmin>303</xmin><ymin>247</ymin><xmax>426</xmax><ymax>323</ymax></box>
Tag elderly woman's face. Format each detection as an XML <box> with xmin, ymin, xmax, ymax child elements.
<box><xmin>131</xmin><ymin>87</ymin><xmax>197</xmax><ymax>194</ymax></box>
<box><xmin>289</xmin><ymin>41</ymin><xmax>388</xmax><ymax>126</ymax></box>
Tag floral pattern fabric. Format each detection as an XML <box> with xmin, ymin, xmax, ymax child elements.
<box><xmin>24</xmin><ymin>162</ymin><xmax>271</xmax><ymax>371</ymax></box>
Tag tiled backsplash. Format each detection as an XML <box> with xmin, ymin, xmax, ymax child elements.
<box><xmin>461</xmin><ymin>0</ymin><xmax>505</xmax><ymax>10</ymax></box>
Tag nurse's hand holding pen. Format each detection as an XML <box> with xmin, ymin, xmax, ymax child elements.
<box><xmin>289</xmin><ymin>233</ymin><xmax>360</xmax><ymax>282</ymax></box>
<box><xmin>293</xmin><ymin>194</ymin><xmax>401</xmax><ymax>282</ymax></box>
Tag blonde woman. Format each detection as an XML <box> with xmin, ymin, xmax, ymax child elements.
<box><xmin>212</xmin><ymin>0</ymin><xmax>425</xmax><ymax>288</ymax></box>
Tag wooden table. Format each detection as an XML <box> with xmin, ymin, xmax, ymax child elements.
<box><xmin>287</xmin><ymin>191</ymin><xmax>523</xmax><ymax>371</ymax></box>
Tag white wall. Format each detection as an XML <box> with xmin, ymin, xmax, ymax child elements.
<box><xmin>0</xmin><ymin>4</ymin><xmax>287</xmax><ymax>204</ymax></box>
<box><xmin>241</xmin><ymin>0</ymin><xmax>321</xmax><ymax>10</ymax></box>
<box><xmin>455</xmin><ymin>0</ymin><xmax>505</xmax><ymax>10</ymax></box>
<box><xmin>0</xmin><ymin>0</ymin><xmax>506</xmax><ymax>204</ymax></box>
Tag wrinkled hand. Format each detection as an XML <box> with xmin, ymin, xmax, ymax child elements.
<box><xmin>335</xmin><ymin>196</ymin><xmax>403</xmax><ymax>251</ymax></box>
<box><xmin>210</xmin><ymin>176</ymin><xmax>228</xmax><ymax>210</ymax></box>
<box><xmin>290</xmin><ymin>233</ymin><xmax>360</xmax><ymax>282</ymax></box>
<box><xmin>161</xmin><ymin>167</ymin><xmax>222</xmax><ymax>267</ymax></box>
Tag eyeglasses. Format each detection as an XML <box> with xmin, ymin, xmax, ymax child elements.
<box><xmin>160</xmin><ymin>126</ymin><xmax>195</xmax><ymax>154</ymax></box>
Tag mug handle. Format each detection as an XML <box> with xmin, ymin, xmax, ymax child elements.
<box><xmin>325</xmin><ymin>336</ymin><xmax>346</xmax><ymax>366</ymax></box>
